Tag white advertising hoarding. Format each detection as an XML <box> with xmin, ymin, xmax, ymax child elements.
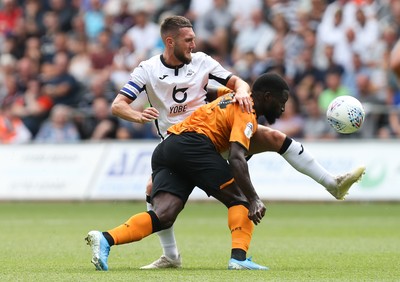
<box><xmin>0</xmin><ymin>140</ymin><xmax>399</xmax><ymax>201</ymax></box>
<box><xmin>89</xmin><ymin>142</ymin><xmax>157</xmax><ymax>200</ymax></box>
<box><xmin>0</xmin><ymin>143</ymin><xmax>105</xmax><ymax>200</ymax></box>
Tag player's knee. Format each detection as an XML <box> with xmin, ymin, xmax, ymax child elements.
<box><xmin>155</xmin><ymin>212</ymin><xmax>176</xmax><ymax>230</ymax></box>
<box><xmin>152</xmin><ymin>193</ymin><xmax>183</xmax><ymax>229</ymax></box>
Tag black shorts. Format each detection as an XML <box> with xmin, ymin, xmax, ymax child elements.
<box><xmin>151</xmin><ymin>132</ymin><xmax>233</xmax><ymax>204</ymax></box>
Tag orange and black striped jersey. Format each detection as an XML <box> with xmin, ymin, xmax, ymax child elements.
<box><xmin>168</xmin><ymin>93</ymin><xmax>257</xmax><ymax>153</ymax></box>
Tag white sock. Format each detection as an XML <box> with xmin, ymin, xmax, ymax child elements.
<box><xmin>147</xmin><ymin>199</ymin><xmax>180</xmax><ymax>260</ymax></box>
<box><xmin>280</xmin><ymin>138</ymin><xmax>336</xmax><ymax>189</ymax></box>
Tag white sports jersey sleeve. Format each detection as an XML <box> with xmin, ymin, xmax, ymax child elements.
<box><xmin>120</xmin><ymin>52</ymin><xmax>233</xmax><ymax>138</ymax></box>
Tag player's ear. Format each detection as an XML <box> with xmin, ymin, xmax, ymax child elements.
<box><xmin>165</xmin><ymin>36</ymin><xmax>174</xmax><ymax>47</ymax></box>
<box><xmin>264</xmin><ymin>91</ymin><xmax>271</xmax><ymax>102</ymax></box>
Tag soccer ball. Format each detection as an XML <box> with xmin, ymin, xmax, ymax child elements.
<box><xmin>326</xmin><ymin>96</ymin><xmax>365</xmax><ymax>134</ymax></box>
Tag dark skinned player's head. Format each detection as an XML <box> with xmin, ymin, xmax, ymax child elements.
<box><xmin>251</xmin><ymin>72</ymin><xmax>290</xmax><ymax>125</ymax></box>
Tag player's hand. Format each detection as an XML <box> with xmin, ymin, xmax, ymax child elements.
<box><xmin>232</xmin><ymin>91</ymin><xmax>252</xmax><ymax>113</ymax></box>
<box><xmin>140</xmin><ymin>107</ymin><xmax>159</xmax><ymax>123</ymax></box>
<box><xmin>247</xmin><ymin>198</ymin><xmax>266</xmax><ymax>225</ymax></box>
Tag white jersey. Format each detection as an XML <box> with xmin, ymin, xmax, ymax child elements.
<box><xmin>120</xmin><ymin>52</ymin><xmax>233</xmax><ymax>139</ymax></box>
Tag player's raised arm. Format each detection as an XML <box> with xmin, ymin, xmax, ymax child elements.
<box><xmin>111</xmin><ymin>94</ymin><xmax>159</xmax><ymax>124</ymax></box>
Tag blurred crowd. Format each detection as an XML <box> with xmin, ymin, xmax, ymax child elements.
<box><xmin>1</xmin><ymin>0</ymin><xmax>400</xmax><ymax>144</ymax></box>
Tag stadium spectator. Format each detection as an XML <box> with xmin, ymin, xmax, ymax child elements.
<box><xmin>351</xmin><ymin>6</ymin><xmax>380</xmax><ymax>64</ymax></box>
<box><xmin>88</xmin><ymin>29</ymin><xmax>115</xmax><ymax>79</ymax></box>
<box><xmin>153</xmin><ymin>0</ymin><xmax>190</xmax><ymax>24</ymax></box>
<box><xmin>34</xmin><ymin>104</ymin><xmax>80</xmax><ymax>143</ymax></box>
<box><xmin>83</xmin><ymin>0</ymin><xmax>105</xmax><ymax>41</ymax></box>
<box><xmin>110</xmin><ymin>33</ymin><xmax>142</xmax><ymax>90</ymax></box>
<box><xmin>0</xmin><ymin>0</ymin><xmax>22</xmax><ymax>36</ymax></box>
<box><xmin>269</xmin><ymin>0</ymin><xmax>299</xmax><ymax>31</ymax></box>
<box><xmin>355</xmin><ymin>72</ymin><xmax>389</xmax><ymax>139</ymax></box>
<box><xmin>107</xmin><ymin>0</ymin><xmax>135</xmax><ymax>42</ymax></box>
<box><xmin>231</xmin><ymin>8</ymin><xmax>273</xmax><ymax>64</ymax></box>
<box><xmin>258</xmin><ymin>40</ymin><xmax>288</xmax><ymax>82</ymax></box>
<box><xmin>318</xmin><ymin>44</ymin><xmax>345</xmax><ymax>76</ymax></box>
<box><xmin>22</xmin><ymin>37</ymin><xmax>41</xmax><ymax>65</ymax></box>
<box><xmin>185</xmin><ymin>0</ymin><xmax>214</xmax><ymax>26</ymax></box>
<box><xmin>267</xmin><ymin>11</ymin><xmax>303</xmax><ymax>80</ymax></box>
<box><xmin>193</xmin><ymin>0</ymin><xmax>233</xmax><ymax>59</ymax></box>
<box><xmin>68</xmin><ymin>14</ymin><xmax>88</xmax><ymax>43</ymax></box>
<box><xmin>0</xmin><ymin>73</ymin><xmax>22</xmax><ymax>107</ymax></box>
<box><xmin>48</xmin><ymin>0</ymin><xmax>76</xmax><ymax>32</ymax></box>
<box><xmin>303</xmin><ymin>96</ymin><xmax>337</xmax><ymax>140</ymax></box>
<box><xmin>68</xmin><ymin>38</ymin><xmax>92</xmax><ymax>86</ymax></box>
<box><xmin>319</xmin><ymin>0</ymin><xmax>356</xmax><ymax>32</ymax></box>
<box><xmin>77</xmin><ymin>75</ymin><xmax>115</xmax><ymax>114</ymax></box>
<box><xmin>15</xmin><ymin>56</ymin><xmax>40</xmax><ymax>94</ymax></box>
<box><xmin>10</xmin><ymin>78</ymin><xmax>53</xmax><ymax>137</ymax></box>
<box><xmin>40</xmin><ymin>11</ymin><xmax>61</xmax><ymax>63</ymax></box>
<box><xmin>341</xmin><ymin>51</ymin><xmax>372</xmax><ymax>99</ymax></box>
<box><xmin>318</xmin><ymin>67</ymin><xmax>351</xmax><ymax>111</ymax></box>
<box><xmin>0</xmin><ymin>98</ymin><xmax>32</xmax><ymax>144</ymax></box>
<box><xmin>366</xmin><ymin>25</ymin><xmax>398</xmax><ymax>102</ymax></box>
<box><xmin>0</xmin><ymin>54</ymin><xmax>16</xmax><ymax>101</ymax></box>
<box><xmin>23</xmin><ymin>0</ymin><xmax>45</xmax><ymax>37</ymax></box>
<box><xmin>125</xmin><ymin>9</ymin><xmax>160</xmax><ymax>59</ymax></box>
<box><xmin>228</xmin><ymin>0</ymin><xmax>262</xmax><ymax>34</ymax></box>
<box><xmin>76</xmin><ymin>96</ymin><xmax>119</xmax><ymax>140</ymax></box>
<box><xmin>292</xmin><ymin>47</ymin><xmax>325</xmax><ymax>90</ymax></box>
<box><xmin>40</xmin><ymin>51</ymin><xmax>81</xmax><ymax>107</ymax></box>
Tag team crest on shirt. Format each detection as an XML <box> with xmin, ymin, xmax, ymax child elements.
<box><xmin>244</xmin><ymin>122</ymin><xmax>253</xmax><ymax>139</ymax></box>
<box><xmin>186</xmin><ymin>69</ymin><xmax>194</xmax><ymax>77</ymax></box>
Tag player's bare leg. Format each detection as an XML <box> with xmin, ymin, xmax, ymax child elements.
<box><xmin>141</xmin><ymin>176</ymin><xmax>181</xmax><ymax>269</ymax></box>
<box><xmin>249</xmin><ymin>125</ymin><xmax>365</xmax><ymax>199</ymax></box>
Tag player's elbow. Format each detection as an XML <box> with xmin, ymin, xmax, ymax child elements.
<box><xmin>111</xmin><ymin>99</ymin><xmax>122</xmax><ymax>117</ymax></box>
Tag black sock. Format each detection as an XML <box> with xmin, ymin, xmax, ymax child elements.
<box><xmin>231</xmin><ymin>248</ymin><xmax>246</xmax><ymax>261</ymax></box>
<box><xmin>102</xmin><ymin>232</ymin><xmax>115</xmax><ymax>246</ymax></box>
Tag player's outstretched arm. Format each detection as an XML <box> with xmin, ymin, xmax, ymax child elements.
<box><xmin>111</xmin><ymin>94</ymin><xmax>159</xmax><ymax>123</ymax></box>
<box><xmin>228</xmin><ymin>142</ymin><xmax>266</xmax><ymax>225</ymax></box>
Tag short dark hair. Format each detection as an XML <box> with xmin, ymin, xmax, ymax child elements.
<box><xmin>160</xmin><ymin>16</ymin><xmax>193</xmax><ymax>38</ymax></box>
<box><xmin>252</xmin><ymin>72</ymin><xmax>289</xmax><ymax>98</ymax></box>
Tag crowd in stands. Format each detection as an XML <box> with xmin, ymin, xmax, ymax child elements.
<box><xmin>1</xmin><ymin>0</ymin><xmax>400</xmax><ymax>144</ymax></box>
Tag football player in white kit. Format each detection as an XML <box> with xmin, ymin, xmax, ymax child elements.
<box><xmin>89</xmin><ymin>15</ymin><xmax>365</xmax><ymax>270</ymax></box>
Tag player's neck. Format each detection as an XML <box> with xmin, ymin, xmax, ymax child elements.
<box><xmin>162</xmin><ymin>52</ymin><xmax>184</xmax><ymax>68</ymax></box>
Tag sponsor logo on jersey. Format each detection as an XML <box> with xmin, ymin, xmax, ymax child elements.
<box><xmin>159</xmin><ymin>75</ymin><xmax>168</xmax><ymax>80</ymax></box>
<box><xmin>170</xmin><ymin>104</ymin><xmax>187</xmax><ymax>114</ymax></box>
<box><xmin>217</xmin><ymin>94</ymin><xmax>234</xmax><ymax>109</ymax></box>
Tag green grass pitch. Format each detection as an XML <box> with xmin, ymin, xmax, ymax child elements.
<box><xmin>1</xmin><ymin>201</ymin><xmax>399</xmax><ymax>281</ymax></box>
